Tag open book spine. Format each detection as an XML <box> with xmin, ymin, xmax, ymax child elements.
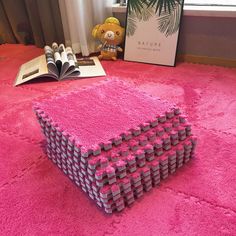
<box><xmin>44</xmin><ymin>42</ymin><xmax>80</xmax><ymax>80</ymax></box>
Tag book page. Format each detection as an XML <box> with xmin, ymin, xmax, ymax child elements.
<box><xmin>15</xmin><ymin>55</ymin><xmax>55</xmax><ymax>86</ymax></box>
<box><xmin>61</xmin><ymin>47</ymin><xmax>78</xmax><ymax>78</ymax></box>
<box><xmin>58</xmin><ymin>44</ymin><xmax>69</xmax><ymax>79</ymax></box>
<box><xmin>44</xmin><ymin>45</ymin><xmax>59</xmax><ymax>76</ymax></box>
<box><xmin>66</xmin><ymin>47</ymin><xmax>75</xmax><ymax>67</ymax></box>
<box><xmin>51</xmin><ymin>42</ymin><xmax>62</xmax><ymax>74</ymax></box>
<box><xmin>77</xmin><ymin>57</ymin><xmax>106</xmax><ymax>77</ymax></box>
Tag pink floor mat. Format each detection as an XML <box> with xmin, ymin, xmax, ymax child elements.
<box><xmin>0</xmin><ymin>44</ymin><xmax>236</xmax><ymax>235</ymax></box>
<box><xmin>34</xmin><ymin>79</ymin><xmax>196</xmax><ymax>213</ymax></box>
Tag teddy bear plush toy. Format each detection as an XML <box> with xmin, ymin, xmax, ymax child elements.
<box><xmin>92</xmin><ymin>17</ymin><xmax>124</xmax><ymax>61</ymax></box>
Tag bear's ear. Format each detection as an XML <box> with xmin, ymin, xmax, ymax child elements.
<box><xmin>92</xmin><ymin>24</ymin><xmax>101</xmax><ymax>38</ymax></box>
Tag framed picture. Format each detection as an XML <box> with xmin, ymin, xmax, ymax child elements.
<box><xmin>124</xmin><ymin>0</ymin><xmax>184</xmax><ymax>66</ymax></box>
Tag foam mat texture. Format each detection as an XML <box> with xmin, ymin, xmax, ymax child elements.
<box><xmin>34</xmin><ymin>79</ymin><xmax>196</xmax><ymax>213</ymax></box>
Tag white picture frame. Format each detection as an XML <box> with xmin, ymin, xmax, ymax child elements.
<box><xmin>124</xmin><ymin>0</ymin><xmax>184</xmax><ymax>66</ymax></box>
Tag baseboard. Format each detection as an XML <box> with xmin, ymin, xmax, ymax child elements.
<box><xmin>177</xmin><ymin>54</ymin><xmax>236</xmax><ymax>68</ymax></box>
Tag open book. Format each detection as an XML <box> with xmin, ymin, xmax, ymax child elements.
<box><xmin>15</xmin><ymin>42</ymin><xmax>106</xmax><ymax>86</ymax></box>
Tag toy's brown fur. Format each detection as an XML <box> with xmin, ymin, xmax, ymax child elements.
<box><xmin>92</xmin><ymin>17</ymin><xmax>124</xmax><ymax>60</ymax></box>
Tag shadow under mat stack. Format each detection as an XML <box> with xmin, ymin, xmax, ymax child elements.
<box><xmin>33</xmin><ymin>79</ymin><xmax>197</xmax><ymax>213</ymax></box>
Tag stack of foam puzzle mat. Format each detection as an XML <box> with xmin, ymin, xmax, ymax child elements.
<box><xmin>33</xmin><ymin>79</ymin><xmax>197</xmax><ymax>213</ymax></box>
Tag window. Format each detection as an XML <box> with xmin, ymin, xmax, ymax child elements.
<box><xmin>114</xmin><ymin>1</ymin><xmax>236</xmax><ymax>17</ymax></box>
<box><xmin>185</xmin><ymin>0</ymin><xmax>236</xmax><ymax>7</ymax></box>
<box><xmin>117</xmin><ymin>0</ymin><xmax>236</xmax><ymax>7</ymax></box>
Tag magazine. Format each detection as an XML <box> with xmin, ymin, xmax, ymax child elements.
<box><xmin>15</xmin><ymin>42</ymin><xmax>106</xmax><ymax>86</ymax></box>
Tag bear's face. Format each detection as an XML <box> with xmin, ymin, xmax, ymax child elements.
<box><xmin>95</xmin><ymin>23</ymin><xmax>124</xmax><ymax>45</ymax></box>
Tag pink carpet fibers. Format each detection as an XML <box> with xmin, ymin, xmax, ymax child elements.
<box><xmin>0</xmin><ymin>44</ymin><xmax>235</xmax><ymax>234</ymax></box>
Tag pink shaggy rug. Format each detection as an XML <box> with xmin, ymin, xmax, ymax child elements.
<box><xmin>0</xmin><ymin>44</ymin><xmax>236</xmax><ymax>235</ymax></box>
